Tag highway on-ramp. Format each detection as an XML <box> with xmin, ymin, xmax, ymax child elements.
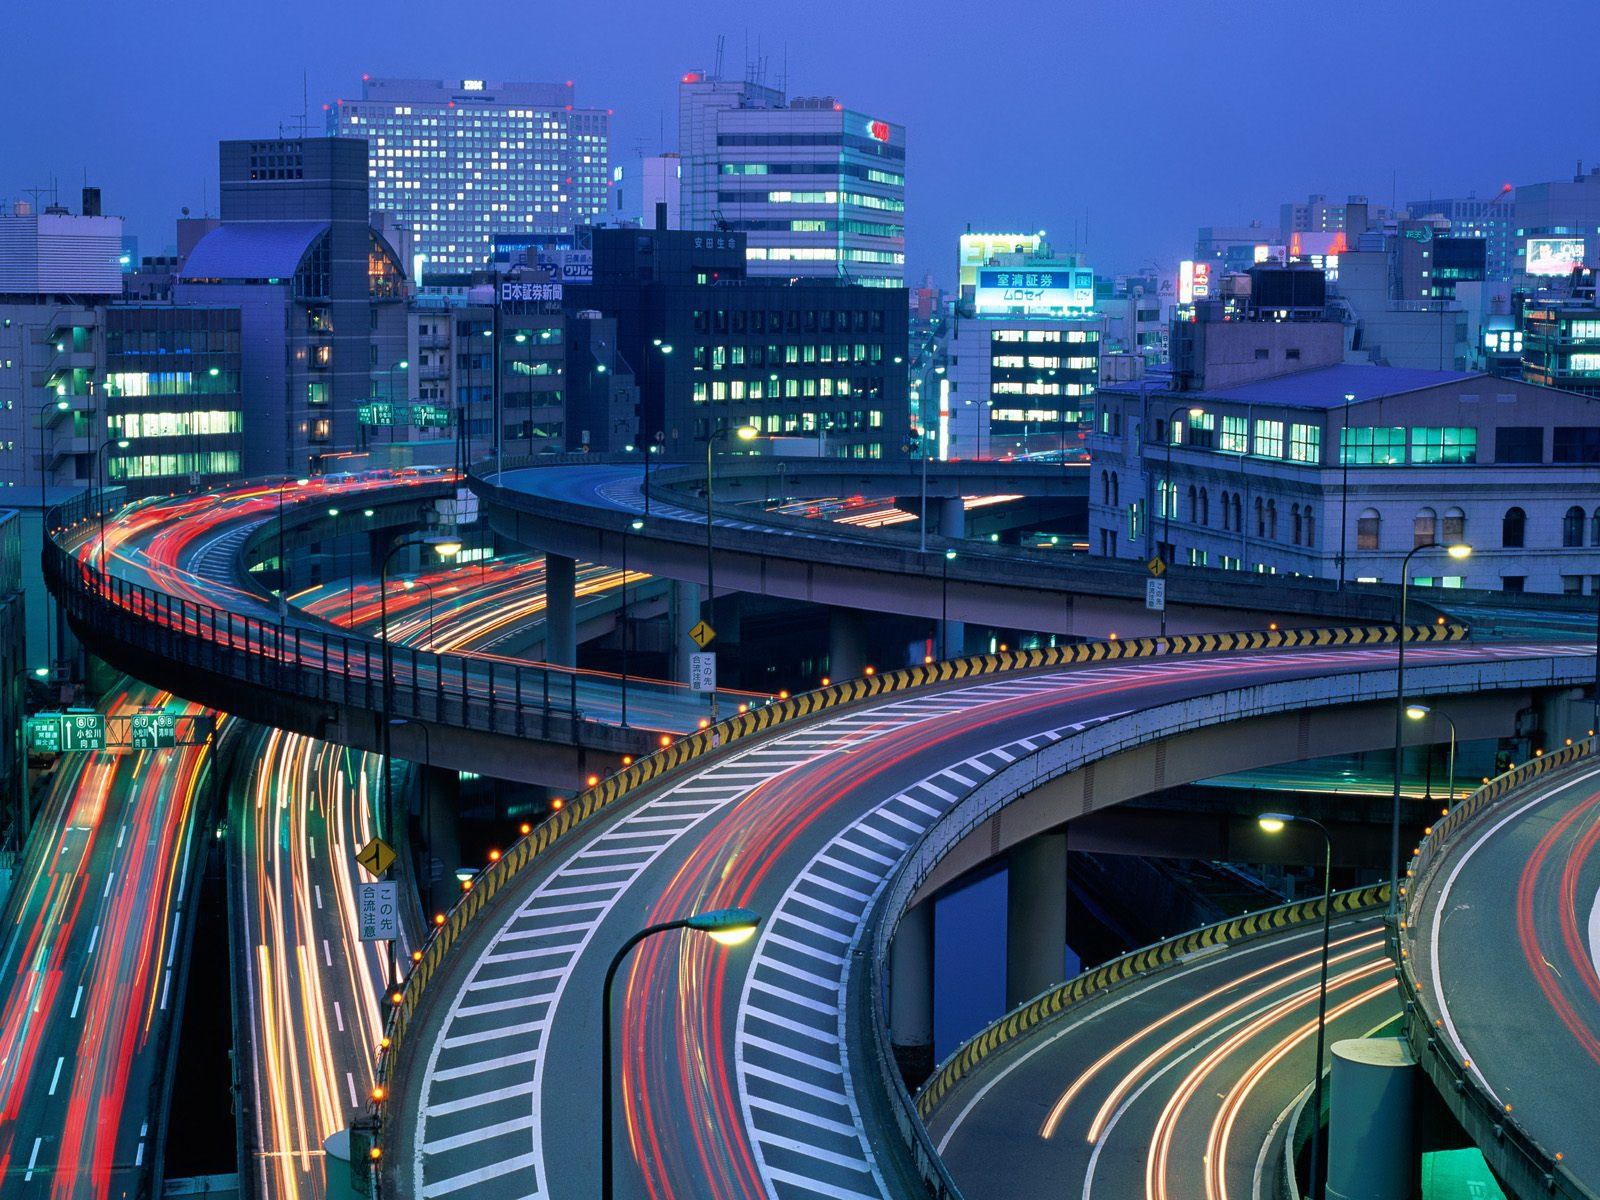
<box><xmin>923</xmin><ymin>911</ymin><xmax>1396</xmax><ymax>1200</ymax></box>
<box><xmin>381</xmin><ymin>640</ymin><xmax>1580</xmax><ymax>1200</ymax></box>
<box><xmin>1409</xmin><ymin>756</ymin><xmax>1600</xmax><ymax>1192</ymax></box>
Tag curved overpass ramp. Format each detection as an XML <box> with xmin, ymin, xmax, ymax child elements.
<box><xmin>375</xmin><ymin>631</ymin><xmax>1591</xmax><ymax>1200</ymax></box>
<box><xmin>1401</xmin><ymin>740</ymin><xmax>1600</xmax><ymax>1199</ymax></box>
<box><xmin>919</xmin><ymin>887</ymin><xmax>1394</xmax><ymax>1200</ymax></box>
<box><xmin>475</xmin><ymin>457</ymin><xmax>1410</xmax><ymax>638</ymax></box>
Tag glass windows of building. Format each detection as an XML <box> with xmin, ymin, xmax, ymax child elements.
<box><xmin>1443</xmin><ymin>506</ymin><xmax>1465</xmax><ymax>542</ymax></box>
<box><xmin>1414</xmin><ymin>507</ymin><xmax>1437</xmax><ymax>548</ymax></box>
<box><xmin>1357</xmin><ymin>507</ymin><xmax>1381</xmax><ymax>550</ymax></box>
<box><xmin>1252</xmin><ymin>419</ymin><xmax>1284</xmax><ymax>458</ymax></box>
<box><xmin>1220</xmin><ymin>415</ymin><xmax>1248</xmax><ymax>453</ymax></box>
<box><xmin>1289</xmin><ymin>422</ymin><xmax>1320</xmax><ymax>463</ymax></box>
<box><xmin>1553</xmin><ymin>425</ymin><xmax>1600</xmax><ymax>463</ymax></box>
<box><xmin>1495</xmin><ymin>426</ymin><xmax>1543</xmax><ymax>463</ymax></box>
<box><xmin>1340</xmin><ymin>426</ymin><xmax>1406</xmax><ymax>465</ymax></box>
<box><xmin>1409</xmin><ymin>426</ymin><xmax>1477</xmax><ymax>464</ymax></box>
<box><xmin>1502</xmin><ymin>506</ymin><xmax>1526</xmax><ymax>548</ymax></box>
<box><xmin>1563</xmin><ymin>505</ymin><xmax>1585</xmax><ymax>547</ymax></box>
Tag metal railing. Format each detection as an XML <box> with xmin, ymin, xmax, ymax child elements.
<box><xmin>1396</xmin><ymin>736</ymin><xmax>1599</xmax><ymax>1200</ymax></box>
<box><xmin>44</xmin><ymin>487</ymin><xmax>644</xmax><ymax>752</ymax></box>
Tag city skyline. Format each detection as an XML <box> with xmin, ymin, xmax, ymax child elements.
<box><xmin>5</xmin><ymin>0</ymin><xmax>1598</xmax><ymax>282</ymax></box>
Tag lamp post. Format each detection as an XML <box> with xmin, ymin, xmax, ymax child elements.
<box><xmin>642</xmin><ymin>432</ymin><xmax>664</xmax><ymax>519</ymax></box>
<box><xmin>622</xmin><ymin>518</ymin><xmax>643</xmax><ymax>728</ymax></box>
<box><xmin>1388</xmin><ymin>541</ymin><xmax>1471</xmax><ymax>913</ymax></box>
<box><xmin>600</xmin><ymin>908</ymin><xmax>760</xmax><ymax>1200</ymax></box>
<box><xmin>702</xmin><ymin>424</ymin><xmax>759</xmax><ymax>725</ymax></box>
<box><xmin>1159</xmin><ymin>405</ymin><xmax>1206</xmax><ymax>637</ymax></box>
<box><xmin>95</xmin><ymin>436</ymin><xmax>132</xmax><ymax>573</ymax></box>
<box><xmin>941</xmin><ymin>548</ymin><xmax>957</xmax><ymax>659</ymax></box>
<box><xmin>1337</xmin><ymin>392</ymin><xmax>1354</xmax><ymax>591</ymax></box>
<box><xmin>377</xmin><ymin>534</ymin><xmax>462</xmax><ymax>992</ymax></box>
<box><xmin>1258</xmin><ymin>812</ymin><xmax>1333</xmax><ymax>1200</ymax></box>
<box><xmin>401</xmin><ymin>578</ymin><xmax>439</xmax><ymax>647</ymax></box>
<box><xmin>1405</xmin><ymin>704</ymin><xmax>1458</xmax><ymax>806</ymax></box>
<box><xmin>389</xmin><ymin>717</ymin><xmax>434</xmax><ymax>914</ymax></box>
<box><xmin>388</xmin><ymin>360</ymin><xmax>409</xmax><ymax>405</ymax></box>
<box><xmin>37</xmin><ymin>397</ymin><xmax>70</xmax><ymax>674</ymax></box>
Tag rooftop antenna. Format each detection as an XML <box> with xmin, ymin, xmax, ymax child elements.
<box><xmin>780</xmin><ymin>44</ymin><xmax>788</xmax><ymax>97</ymax></box>
<box><xmin>714</xmin><ymin>34</ymin><xmax>725</xmax><ymax>81</ymax></box>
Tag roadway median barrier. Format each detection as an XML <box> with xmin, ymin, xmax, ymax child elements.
<box><xmin>1395</xmin><ymin>735</ymin><xmax>1598</xmax><ymax>1200</ymax></box>
<box><xmin>915</xmin><ymin>883</ymin><xmax>1391</xmax><ymax>1120</ymax></box>
<box><xmin>376</xmin><ymin>621</ymin><xmax>1463</xmax><ymax>1095</ymax></box>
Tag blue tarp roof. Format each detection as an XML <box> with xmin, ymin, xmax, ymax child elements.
<box><xmin>179</xmin><ymin>221</ymin><xmax>328</xmax><ymax>281</ymax></box>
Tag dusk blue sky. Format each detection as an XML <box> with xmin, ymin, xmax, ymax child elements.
<box><xmin>4</xmin><ymin>0</ymin><xmax>1596</xmax><ymax>285</ymax></box>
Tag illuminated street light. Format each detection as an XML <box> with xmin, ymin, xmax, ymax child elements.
<box><xmin>600</xmin><ymin>908</ymin><xmax>761</xmax><ymax>1200</ymax></box>
<box><xmin>1258</xmin><ymin>811</ymin><xmax>1333</xmax><ymax>1199</ymax></box>
<box><xmin>1406</xmin><ymin>703</ymin><xmax>1458</xmax><ymax>805</ymax></box>
<box><xmin>1390</xmin><ymin>542</ymin><xmax>1471</xmax><ymax>914</ymax></box>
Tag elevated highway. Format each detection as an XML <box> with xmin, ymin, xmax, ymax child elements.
<box><xmin>374</xmin><ymin>629</ymin><xmax>1592</xmax><ymax>1199</ymax></box>
<box><xmin>474</xmin><ymin>456</ymin><xmax>1413</xmax><ymax>639</ymax></box>
<box><xmin>1401</xmin><ymin>739</ymin><xmax>1600</xmax><ymax>1200</ymax></box>
<box><xmin>45</xmin><ymin>474</ymin><xmax>762</xmax><ymax>787</ymax></box>
<box><xmin>919</xmin><ymin>886</ymin><xmax>1394</xmax><ymax>1200</ymax></box>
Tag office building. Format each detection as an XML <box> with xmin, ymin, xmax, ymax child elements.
<box><xmin>1510</xmin><ymin>165</ymin><xmax>1600</xmax><ymax>282</ymax></box>
<box><xmin>1090</xmin><ymin>322</ymin><xmax>1600</xmax><ymax>594</ymax></box>
<box><xmin>942</xmin><ymin>234</ymin><xmax>1101</xmax><ymax>460</ymax></box>
<box><xmin>1407</xmin><ymin>191</ymin><xmax>1515</xmax><ymax>280</ymax></box>
<box><xmin>1522</xmin><ymin>284</ymin><xmax>1600</xmax><ymax>397</ymax></box>
<box><xmin>1279</xmin><ymin>193</ymin><xmax>1391</xmax><ymax>241</ymax></box>
<box><xmin>1195</xmin><ymin>221</ymin><xmax>1273</xmax><ymax>276</ymax></box>
<box><xmin>678</xmin><ymin>71</ymin><xmax>905</xmax><ymax>285</ymax></box>
<box><xmin>566</xmin><ymin>227</ymin><xmax>908</xmax><ymax>458</ymax></box>
<box><xmin>176</xmin><ymin>137</ymin><xmax>410</xmax><ymax>476</ymax></box>
<box><xmin>330</xmin><ymin>77</ymin><xmax>610</xmax><ymax>280</ymax></box>
<box><xmin>0</xmin><ymin>510</ymin><xmax>22</xmax><ymax>845</ymax></box>
<box><xmin>611</xmin><ymin>153</ymin><xmax>681</xmax><ymax>229</ymax></box>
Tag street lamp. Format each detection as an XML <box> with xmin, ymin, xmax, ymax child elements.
<box><xmin>1157</xmin><ymin>405</ymin><xmax>1205</xmax><ymax>636</ymax></box>
<box><xmin>1337</xmin><ymin>392</ymin><xmax>1355</xmax><ymax>591</ymax></box>
<box><xmin>699</xmin><ymin>425</ymin><xmax>759</xmax><ymax>725</ymax></box>
<box><xmin>95</xmin><ymin>436</ymin><xmax>132</xmax><ymax>572</ymax></box>
<box><xmin>600</xmin><ymin>908</ymin><xmax>761</xmax><ymax>1200</ymax></box>
<box><xmin>621</xmin><ymin>517</ymin><xmax>644</xmax><ymax>728</ymax></box>
<box><xmin>1258</xmin><ymin>812</ymin><xmax>1333</xmax><ymax>1200</ymax></box>
<box><xmin>1405</xmin><ymin>704</ymin><xmax>1458</xmax><ymax>806</ymax></box>
<box><xmin>941</xmin><ymin>549</ymin><xmax>957</xmax><ymax>659</ymax></box>
<box><xmin>377</xmin><ymin>535</ymin><xmax>461</xmax><ymax>991</ymax></box>
<box><xmin>401</xmin><ymin>578</ymin><xmax>439</xmax><ymax>646</ymax></box>
<box><xmin>389</xmin><ymin>717</ymin><xmax>435</xmax><ymax>913</ymax></box>
<box><xmin>37</xmin><ymin>397</ymin><xmax>71</xmax><ymax>674</ymax></box>
<box><xmin>388</xmin><ymin>360</ymin><xmax>409</xmax><ymax>405</ymax></box>
<box><xmin>1388</xmin><ymin>541</ymin><xmax>1470</xmax><ymax>913</ymax></box>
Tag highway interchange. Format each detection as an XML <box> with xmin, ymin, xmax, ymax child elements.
<box><xmin>14</xmin><ymin>463</ymin><xmax>1600</xmax><ymax>1200</ymax></box>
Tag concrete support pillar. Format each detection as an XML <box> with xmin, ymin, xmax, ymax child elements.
<box><xmin>889</xmin><ymin>901</ymin><xmax>935</xmax><ymax>1085</ymax></box>
<box><xmin>1006</xmin><ymin>830</ymin><xmax>1068</xmax><ymax>1009</ymax></box>
<box><xmin>671</xmin><ymin>578</ymin><xmax>701</xmax><ymax>684</ymax></box>
<box><xmin>939</xmin><ymin>496</ymin><xmax>966</xmax><ymax>540</ymax></box>
<box><xmin>1326</xmin><ymin>1038</ymin><xmax>1417</xmax><ymax>1200</ymax></box>
<box><xmin>828</xmin><ymin>608</ymin><xmax>871</xmax><ymax>681</ymax></box>
<box><xmin>545</xmin><ymin>553</ymin><xmax>577</xmax><ymax>668</ymax></box>
<box><xmin>418</xmin><ymin>764</ymin><xmax>461</xmax><ymax>919</ymax></box>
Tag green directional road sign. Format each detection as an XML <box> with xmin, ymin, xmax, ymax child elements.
<box><xmin>60</xmin><ymin>712</ymin><xmax>106</xmax><ymax>752</ymax></box>
<box><xmin>358</xmin><ymin>402</ymin><xmax>401</xmax><ymax>427</ymax></box>
<box><xmin>26</xmin><ymin>715</ymin><xmax>62</xmax><ymax>754</ymax></box>
<box><xmin>130</xmin><ymin>711</ymin><xmax>179</xmax><ymax>750</ymax></box>
<box><xmin>412</xmin><ymin>403</ymin><xmax>451</xmax><ymax>429</ymax></box>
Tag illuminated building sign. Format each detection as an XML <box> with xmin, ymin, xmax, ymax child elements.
<box><xmin>974</xmin><ymin>268</ymin><xmax>1094</xmax><ymax>315</ymax></box>
<box><xmin>868</xmin><ymin>120</ymin><xmax>890</xmax><ymax>142</ymax></box>
<box><xmin>499</xmin><ymin>280</ymin><xmax>564</xmax><ymax>304</ymax></box>
<box><xmin>1525</xmin><ymin>237</ymin><xmax>1585</xmax><ymax>276</ymax></box>
<box><xmin>1178</xmin><ymin>260</ymin><xmax>1211</xmax><ymax>304</ymax></box>
<box><xmin>959</xmin><ymin>233</ymin><xmax>1044</xmax><ymax>290</ymax></box>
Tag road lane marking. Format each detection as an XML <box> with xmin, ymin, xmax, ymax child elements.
<box><xmin>88</xmin><ymin>924</ymin><xmax>100</xmax><ymax>955</ymax></box>
<box><xmin>48</xmin><ymin>1056</ymin><xmax>64</xmax><ymax>1095</ymax></box>
<box><xmin>25</xmin><ymin>1137</ymin><xmax>40</xmax><ymax>1180</ymax></box>
<box><xmin>70</xmin><ymin>984</ymin><xmax>84</xmax><ymax>1018</ymax></box>
<box><xmin>333</xmin><ymin>1000</ymin><xmax>344</xmax><ymax>1032</ymax></box>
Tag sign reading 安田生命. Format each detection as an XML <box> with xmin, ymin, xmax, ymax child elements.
<box><xmin>974</xmin><ymin>268</ymin><xmax>1095</xmax><ymax>316</ymax></box>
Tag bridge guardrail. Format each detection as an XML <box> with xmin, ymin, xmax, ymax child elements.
<box><xmin>915</xmin><ymin>883</ymin><xmax>1391</xmax><ymax>1120</ymax></box>
<box><xmin>370</xmin><ymin>619</ymin><xmax>1466</xmax><ymax>1166</ymax></box>
<box><xmin>44</xmin><ymin>488</ymin><xmax>639</xmax><ymax>753</ymax></box>
<box><xmin>1396</xmin><ymin>735</ymin><xmax>1598</xmax><ymax>1200</ymax></box>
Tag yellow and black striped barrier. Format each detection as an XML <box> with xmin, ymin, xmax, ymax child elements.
<box><xmin>379</xmin><ymin>621</ymin><xmax>1464</xmax><ymax>1082</ymax></box>
<box><xmin>915</xmin><ymin>883</ymin><xmax>1392</xmax><ymax>1119</ymax></box>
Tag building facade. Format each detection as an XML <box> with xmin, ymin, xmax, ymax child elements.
<box><xmin>330</xmin><ymin>77</ymin><xmax>610</xmax><ymax>280</ymax></box>
<box><xmin>176</xmin><ymin>137</ymin><xmax>410</xmax><ymax>476</ymax></box>
<box><xmin>678</xmin><ymin>72</ymin><xmax>905</xmax><ymax>286</ymax></box>
<box><xmin>567</xmin><ymin>227</ymin><xmax>908</xmax><ymax>458</ymax></box>
<box><xmin>1090</xmin><ymin>349</ymin><xmax>1600</xmax><ymax>595</ymax></box>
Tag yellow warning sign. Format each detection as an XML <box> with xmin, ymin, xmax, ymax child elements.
<box><xmin>356</xmin><ymin>837</ymin><xmax>396</xmax><ymax>878</ymax></box>
<box><xmin>1146</xmin><ymin>557</ymin><xmax>1166</xmax><ymax>578</ymax></box>
<box><xmin>689</xmin><ymin>620</ymin><xmax>716</xmax><ymax>649</ymax></box>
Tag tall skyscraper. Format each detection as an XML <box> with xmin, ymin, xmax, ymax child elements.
<box><xmin>330</xmin><ymin>77</ymin><xmax>611</xmax><ymax>280</ymax></box>
<box><xmin>677</xmin><ymin>71</ymin><xmax>905</xmax><ymax>286</ymax></box>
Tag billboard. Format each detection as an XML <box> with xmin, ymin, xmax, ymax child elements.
<box><xmin>1525</xmin><ymin>237</ymin><xmax>1585</xmax><ymax>276</ymax></box>
<box><xmin>1178</xmin><ymin>260</ymin><xmax>1211</xmax><ymax>304</ymax></box>
<box><xmin>974</xmin><ymin>267</ymin><xmax>1094</xmax><ymax>315</ymax></box>
<box><xmin>959</xmin><ymin>233</ymin><xmax>1044</xmax><ymax>289</ymax></box>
